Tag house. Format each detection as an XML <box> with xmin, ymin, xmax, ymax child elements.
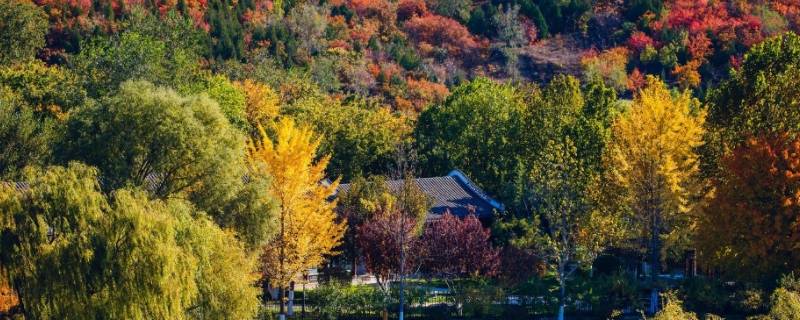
<box><xmin>336</xmin><ymin>169</ymin><xmax>505</xmax><ymax>222</ymax></box>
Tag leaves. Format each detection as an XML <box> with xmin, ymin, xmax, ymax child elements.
<box><xmin>248</xmin><ymin>118</ymin><xmax>346</xmax><ymax>289</ymax></box>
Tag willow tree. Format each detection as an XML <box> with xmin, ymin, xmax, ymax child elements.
<box><xmin>248</xmin><ymin>118</ymin><xmax>346</xmax><ymax>319</ymax></box>
<box><xmin>0</xmin><ymin>163</ymin><xmax>260</xmax><ymax>320</ymax></box>
<box><xmin>602</xmin><ymin>76</ymin><xmax>705</xmax><ymax>314</ymax></box>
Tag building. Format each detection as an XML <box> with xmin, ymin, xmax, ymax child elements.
<box><xmin>336</xmin><ymin>169</ymin><xmax>505</xmax><ymax>221</ymax></box>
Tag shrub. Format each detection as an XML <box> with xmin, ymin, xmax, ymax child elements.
<box><xmin>768</xmin><ymin>288</ymin><xmax>800</xmax><ymax>320</ymax></box>
<box><xmin>653</xmin><ymin>292</ymin><xmax>698</xmax><ymax>320</ymax></box>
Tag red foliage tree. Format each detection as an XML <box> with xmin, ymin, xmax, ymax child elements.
<box><xmin>403</xmin><ymin>14</ymin><xmax>479</xmax><ymax>57</ymax></box>
<box><xmin>698</xmin><ymin>134</ymin><xmax>800</xmax><ymax>282</ymax></box>
<box><xmin>357</xmin><ymin>208</ymin><xmax>421</xmax><ymax>289</ymax></box>
<box><xmin>397</xmin><ymin>0</ymin><xmax>427</xmax><ymax>21</ymax></box>
<box><xmin>419</xmin><ymin>212</ymin><xmax>500</xmax><ymax>280</ymax></box>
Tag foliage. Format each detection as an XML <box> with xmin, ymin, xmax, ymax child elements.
<box><xmin>0</xmin><ymin>163</ymin><xmax>260</xmax><ymax>320</ymax></box>
<box><xmin>71</xmin><ymin>30</ymin><xmax>202</xmax><ymax>98</ymax></box>
<box><xmin>415</xmin><ymin>77</ymin><xmax>526</xmax><ymax>198</ymax></box>
<box><xmin>698</xmin><ymin>134</ymin><xmax>800</xmax><ymax>283</ymax></box>
<box><xmin>56</xmin><ymin>81</ymin><xmax>273</xmax><ymax>247</ymax></box>
<box><xmin>306</xmin><ymin>281</ymin><xmax>383</xmax><ymax>319</ymax></box>
<box><xmin>0</xmin><ymin>60</ymin><xmax>87</xmax><ymax>119</ymax></box>
<box><xmin>0</xmin><ymin>87</ymin><xmax>54</xmax><ymax>179</ymax></box>
<box><xmin>248</xmin><ymin>118</ymin><xmax>345</xmax><ymax>289</ymax></box>
<box><xmin>768</xmin><ymin>288</ymin><xmax>800</xmax><ymax>320</ymax></box>
<box><xmin>581</xmin><ymin>47</ymin><xmax>630</xmax><ymax>92</ymax></box>
<box><xmin>198</xmin><ymin>74</ymin><xmax>249</xmax><ymax>130</ymax></box>
<box><xmin>0</xmin><ymin>0</ymin><xmax>48</xmax><ymax>65</ymax></box>
<box><xmin>705</xmin><ymin>32</ymin><xmax>800</xmax><ymax>176</ymax></box>
<box><xmin>653</xmin><ymin>292</ymin><xmax>699</xmax><ymax>320</ymax></box>
<box><xmin>602</xmin><ymin>76</ymin><xmax>705</xmax><ymax>272</ymax></box>
<box><xmin>286</xmin><ymin>97</ymin><xmax>411</xmax><ymax>180</ymax></box>
<box><xmin>403</xmin><ymin>14</ymin><xmax>480</xmax><ymax>58</ymax></box>
<box><xmin>235</xmin><ymin>79</ymin><xmax>281</xmax><ymax>127</ymax></box>
<box><xmin>357</xmin><ymin>206</ymin><xmax>420</xmax><ymax>292</ymax></box>
<box><xmin>420</xmin><ymin>213</ymin><xmax>500</xmax><ymax>280</ymax></box>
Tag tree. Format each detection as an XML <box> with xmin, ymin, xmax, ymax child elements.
<box><xmin>602</xmin><ymin>76</ymin><xmax>705</xmax><ymax>314</ymax></box>
<box><xmin>286</xmin><ymin>97</ymin><xmax>411</xmax><ymax>180</ymax></box>
<box><xmin>493</xmin><ymin>5</ymin><xmax>527</xmax><ymax>48</ymax></box>
<box><xmin>0</xmin><ymin>163</ymin><xmax>261</xmax><ymax>320</ymax></box>
<box><xmin>0</xmin><ymin>61</ymin><xmax>87</xmax><ymax>118</ymax></box>
<box><xmin>697</xmin><ymin>134</ymin><xmax>800</xmax><ymax>283</ymax></box>
<box><xmin>234</xmin><ymin>79</ymin><xmax>281</xmax><ymax>128</ymax></box>
<box><xmin>420</xmin><ymin>212</ymin><xmax>499</xmax><ymax>294</ymax></box>
<box><xmin>57</xmin><ymin>81</ymin><xmax>274</xmax><ymax>248</ymax></box>
<box><xmin>512</xmin><ymin>138</ymin><xmax>621</xmax><ymax>320</ymax></box>
<box><xmin>427</xmin><ymin>0</ymin><xmax>471</xmax><ymax>21</ymax></box>
<box><xmin>247</xmin><ymin>118</ymin><xmax>346</xmax><ymax>319</ymax></box>
<box><xmin>652</xmin><ymin>292</ymin><xmax>698</xmax><ymax>320</ymax></box>
<box><xmin>358</xmin><ymin>205</ymin><xmax>420</xmax><ymax>319</ymax></box>
<box><xmin>705</xmin><ymin>32</ymin><xmax>800</xmax><ymax>176</ymax></box>
<box><xmin>0</xmin><ymin>0</ymin><xmax>48</xmax><ymax>65</ymax></box>
<box><xmin>415</xmin><ymin>77</ymin><xmax>527</xmax><ymax>198</ymax></box>
<box><xmin>337</xmin><ymin>176</ymin><xmax>393</xmax><ymax>279</ymax></box>
<box><xmin>71</xmin><ymin>30</ymin><xmax>203</xmax><ymax>98</ymax></box>
<box><xmin>198</xmin><ymin>74</ymin><xmax>249</xmax><ymax>131</ymax></box>
<box><xmin>403</xmin><ymin>14</ymin><xmax>479</xmax><ymax>58</ymax></box>
<box><xmin>0</xmin><ymin>87</ymin><xmax>53</xmax><ymax>179</ymax></box>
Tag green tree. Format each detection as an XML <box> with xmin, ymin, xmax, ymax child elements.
<box><xmin>415</xmin><ymin>77</ymin><xmax>527</xmax><ymax>198</ymax></box>
<box><xmin>286</xmin><ymin>96</ymin><xmax>411</xmax><ymax>180</ymax></box>
<box><xmin>0</xmin><ymin>163</ymin><xmax>260</xmax><ymax>319</ymax></box>
<box><xmin>71</xmin><ymin>30</ymin><xmax>203</xmax><ymax>98</ymax></box>
<box><xmin>512</xmin><ymin>138</ymin><xmax>621</xmax><ymax>320</ymax></box>
<box><xmin>0</xmin><ymin>0</ymin><xmax>48</xmax><ymax>65</ymax></box>
<box><xmin>0</xmin><ymin>87</ymin><xmax>53</xmax><ymax>179</ymax></box>
<box><xmin>56</xmin><ymin>81</ymin><xmax>274</xmax><ymax>248</ymax></box>
<box><xmin>0</xmin><ymin>60</ymin><xmax>87</xmax><ymax>118</ymax></box>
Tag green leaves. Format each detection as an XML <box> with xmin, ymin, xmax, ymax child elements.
<box><xmin>0</xmin><ymin>163</ymin><xmax>260</xmax><ymax>320</ymax></box>
<box><xmin>0</xmin><ymin>0</ymin><xmax>47</xmax><ymax>66</ymax></box>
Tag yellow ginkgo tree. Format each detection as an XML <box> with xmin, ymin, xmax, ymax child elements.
<box><xmin>247</xmin><ymin>118</ymin><xmax>346</xmax><ymax>318</ymax></box>
<box><xmin>602</xmin><ymin>76</ymin><xmax>706</xmax><ymax>314</ymax></box>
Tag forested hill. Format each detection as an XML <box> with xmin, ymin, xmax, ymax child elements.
<box><xmin>23</xmin><ymin>0</ymin><xmax>800</xmax><ymax>99</ymax></box>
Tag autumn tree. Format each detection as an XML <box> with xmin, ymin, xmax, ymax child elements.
<box><xmin>337</xmin><ymin>176</ymin><xmax>393</xmax><ymax>279</ymax></box>
<box><xmin>357</xmin><ymin>204</ymin><xmax>420</xmax><ymax>318</ymax></box>
<box><xmin>247</xmin><ymin>118</ymin><xmax>346</xmax><ymax>319</ymax></box>
<box><xmin>420</xmin><ymin>212</ymin><xmax>499</xmax><ymax>291</ymax></box>
<box><xmin>602</xmin><ymin>76</ymin><xmax>705</xmax><ymax>314</ymax></box>
<box><xmin>0</xmin><ymin>0</ymin><xmax>48</xmax><ymax>65</ymax></box>
<box><xmin>705</xmin><ymin>32</ymin><xmax>800</xmax><ymax>176</ymax></box>
<box><xmin>697</xmin><ymin>134</ymin><xmax>800</xmax><ymax>283</ymax></box>
<box><xmin>234</xmin><ymin>79</ymin><xmax>281</xmax><ymax>128</ymax></box>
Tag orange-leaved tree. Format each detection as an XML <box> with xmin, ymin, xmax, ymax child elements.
<box><xmin>698</xmin><ymin>134</ymin><xmax>800</xmax><ymax>282</ymax></box>
<box><xmin>247</xmin><ymin>118</ymin><xmax>346</xmax><ymax>317</ymax></box>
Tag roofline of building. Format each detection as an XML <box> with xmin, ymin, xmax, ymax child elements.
<box><xmin>446</xmin><ymin>169</ymin><xmax>505</xmax><ymax>212</ymax></box>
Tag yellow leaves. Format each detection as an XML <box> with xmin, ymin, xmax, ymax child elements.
<box><xmin>248</xmin><ymin>118</ymin><xmax>346</xmax><ymax>288</ymax></box>
<box><xmin>604</xmin><ymin>75</ymin><xmax>706</xmax><ymax>245</ymax></box>
<box><xmin>234</xmin><ymin>79</ymin><xmax>280</xmax><ymax>127</ymax></box>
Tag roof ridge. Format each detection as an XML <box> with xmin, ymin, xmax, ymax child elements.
<box><xmin>446</xmin><ymin>169</ymin><xmax>504</xmax><ymax>211</ymax></box>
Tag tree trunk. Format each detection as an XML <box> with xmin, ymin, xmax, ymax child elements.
<box><xmin>558</xmin><ymin>267</ymin><xmax>566</xmax><ymax>320</ymax></box>
<box><xmin>648</xmin><ymin>207</ymin><xmax>661</xmax><ymax>315</ymax></box>
<box><xmin>288</xmin><ymin>281</ymin><xmax>295</xmax><ymax>316</ymax></box>
<box><xmin>278</xmin><ymin>287</ymin><xmax>286</xmax><ymax>320</ymax></box>
<box><xmin>352</xmin><ymin>256</ymin><xmax>358</xmax><ymax>283</ymax></box>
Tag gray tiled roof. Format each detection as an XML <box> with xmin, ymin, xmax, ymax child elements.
<box><xmin>336</xmin><ymin>170</ymin><xmax>504</xmax><ymax>220</ymax></box>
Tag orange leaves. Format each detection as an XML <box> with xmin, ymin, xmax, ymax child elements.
<box><xmin>234</xmin><ymin>79</ymin><xmax>280</xmax><ymax>127</ymax></box>
<box><xmin>403</xmin><ymin>14</ymin><xmax>479</xmax><ymax>57</ymax></box>
<box><xmin>700</xmin><ymin>134</ymin><xmax>800</xmax><ymax>281</ymax></box>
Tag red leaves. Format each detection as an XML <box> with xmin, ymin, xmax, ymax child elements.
<box><xmin>357</xmin><ymin>209</ymin><xmax>420</xmax><ymax>282</ymax></box>
<box><xmin>397</xmin><ymin>0</ymin><xmax>427</xmax><ymax>21</ymax></box>
<box><xmin>419</xmin><ymin>212</ymin><xmax>500</xmax><ymax>278</ymax></box>
<box><xmin>403</xmin><ymin>14</ymin><xmax>479</xmax><ymax>57</ymax></box>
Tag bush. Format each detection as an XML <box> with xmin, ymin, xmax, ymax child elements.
<box><xmin>681</xmin><ymin>278</ymin><xmax>728</xmax><ymax>314</ymax></box>
<box><xmin>306</xmin><ymin>282</ymin><xmax>384</xmax><ymax>319</ymax></box>
<box><xmin>768</xmin><ymin>288</ymin><xmax>800</xmax><ymax>320</ymax></box>
<box><xmin>653</xmin><ymin>292</ymin><xmax>698</xmax><ymax>320</ymax></box>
